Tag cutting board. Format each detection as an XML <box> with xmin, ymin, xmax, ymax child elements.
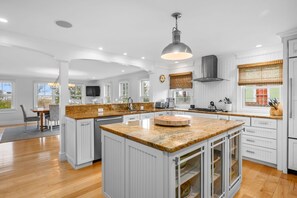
<box><xmin>154</xmin><ymin>116</ymin><xmax>190</xmax><ymax>127</ymax></box>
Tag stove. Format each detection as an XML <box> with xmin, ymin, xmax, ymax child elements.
<box><xmin>188</xmin><ymin>107</ymin><xmax>218</xmax><ymax>112</ymax></box>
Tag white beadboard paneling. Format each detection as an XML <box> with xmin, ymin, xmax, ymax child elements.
<box><xmin>76</xmin><ymin>119</ymin><xmax>94</xmax><ymax>164</ymax></box>
<box><xmin>125</xmin><ymin>139</ymin><xmax>164</xmax><ymax>198</ymax></box>
<box><xmin>102</xmin><ymin>131</ymin><xmax>125</xmax><ymax>198</ymax></box>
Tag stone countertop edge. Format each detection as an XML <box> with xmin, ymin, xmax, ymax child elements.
<box><xmin>100</xmin><ymin>120</ymin><xmax>244</xmax><ymax>153</ymax></box>
<box><xmin>66</xmin><ymin>108</ymin><xmax>283</xmax><ymax>120</ymax></box>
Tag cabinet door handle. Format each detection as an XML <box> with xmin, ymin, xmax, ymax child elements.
<box><xmin>81</xmin><ymin>123</ymin><xmax>90</xmax><ymax>127</ymax></box>
<box><xmin>246</xmin><ymin>150</ymin><xmax>255</xmax><ymax>154</ymax></box>
<box><xmin>290</xmin><ymin>78</ymin><xmax>293</xmax><ymax>118</ymax></box>
<box><xmin>246</xmin><ymin>139</ymin><xmax>255</xmax><ymax>143</ymax></box>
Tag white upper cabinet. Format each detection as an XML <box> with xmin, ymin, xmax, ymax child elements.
<box><xmin>289</xmin><ymin>39</ymin><xmax>297</xmax><ymax>58</ymax></box>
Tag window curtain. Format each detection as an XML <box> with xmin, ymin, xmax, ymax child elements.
<box><xmin>238</xmin><ymin>60</ymin><xmax>283</xmax><ymax>86</ymax></box>
<box><xmin>169</xmin><ymin>72</ymin><xmax>193</xmax><ymax>89</ymax></box>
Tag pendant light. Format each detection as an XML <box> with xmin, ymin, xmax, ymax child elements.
<box><xmin>161</xmin><ymin>12</ymin><xmax>193</xmax><ymax>61</ymax></box>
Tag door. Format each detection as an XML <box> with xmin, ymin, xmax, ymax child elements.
<box><xmin>289</xmin><ymin>58</ymin><xmax>297</xmax><ymax>138</ymax></box>
<box><xmin>289</xmin><ymin>139</ymin><xmax>297</xmax><ymax>170</ymax></box>
<box><xmin>77</xmin><ymin>119</ymin><xmax>94</xmax><ymax>164</ymax></box>
<box><xmin>175</xmin><ymin>147</ymin><xmax>205</xmax><ymax>198</ymax></box>
<box><xmin>210</xmin><ymin>136</ymin><xmax>226</xmax><ymax>198</ymax></box>
<box><xmin>228</xmin><ymin>130</ymin><xmax>242</xmax><ymax>193</ymax></box>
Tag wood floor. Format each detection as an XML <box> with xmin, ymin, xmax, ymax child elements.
<box><xmin>0</xmin><ymin>134</ymin><xmax>297</xmax><ymax>198</ymax></box>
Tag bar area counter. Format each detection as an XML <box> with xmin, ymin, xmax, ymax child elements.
<box><xmin>101</xmin><ymin>116</ymin><xmax>244</xmax><ymax>198</ymax></box>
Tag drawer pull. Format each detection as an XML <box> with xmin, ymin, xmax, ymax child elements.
<box><xmin>246</xmin><ymin>150</ymin><xmax>255</xmax><ymax>154</ymax></box>
<box><xmin>258</xmin><ymin>122</ymin><xmax>268</xmax><ymax>125</ymax></box>
<box><xmin>246</xmin><ymin>139</ymin><xmax>255</xmax><ymax>143</ymax></box>
<box><xmin>245</xmin><ymin>130</ymin><xmax>255</xmax><ymax>133</ymax></box>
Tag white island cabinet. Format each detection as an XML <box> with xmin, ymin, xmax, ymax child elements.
<box><xmin>65</xmin><ymin>117</ymin><xmax>94</xmax><ymax>169</ymax></box>
<box><xmin>102</xmin><ymin>124</ymin><xmax>243</xmax><ymax>198</ymax></box>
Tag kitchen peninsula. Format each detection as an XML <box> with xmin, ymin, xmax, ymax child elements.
<box><xmin>100</xmin><ymin>116</ymin><xmax>244</xmax><ymax>198</ymax></box>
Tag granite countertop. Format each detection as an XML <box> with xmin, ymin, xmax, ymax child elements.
<box><xmin>100</xmin><ymin>117</ymin><xmax>244</xmax><ymax>153</ymax></box>
<box><xmin>66</xmin><ymin>108</ymin><xmax>282</xmax><ymax>120</ymax></box>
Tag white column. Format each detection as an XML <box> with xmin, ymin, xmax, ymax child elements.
<box><xmin>58</xmin><ymin>60</ymin><xmax>70</xmax><ymax>161</ymax></box>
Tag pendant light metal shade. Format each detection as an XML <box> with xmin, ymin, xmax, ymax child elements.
<box><xmin>161</xmin><ymin>12</ymin><xmax>193</xmax><ymax>61</ymax></box>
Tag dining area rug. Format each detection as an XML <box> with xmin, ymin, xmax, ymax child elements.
<box><xmin>0</xmin><ymin>126</ymin><xmax>60</xmax><ymax>143</ymax></box>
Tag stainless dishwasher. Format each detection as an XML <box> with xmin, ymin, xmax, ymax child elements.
<box><xmin>94</xmin><ymin>116</ymin><xmax>123</xmax><ymax>161</ymax></box>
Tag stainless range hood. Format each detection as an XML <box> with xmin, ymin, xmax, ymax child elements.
<box><xmin>193</xmin><ymin>55</ymin><xmax>224</xmax><ymax>82</ymax></box>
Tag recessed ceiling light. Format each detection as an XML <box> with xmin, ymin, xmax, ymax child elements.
<box><xmin>256</xmin><ymin>44</ymin><xmax>262</xmax><ymax>48</ymax></box>
<box><xmin>98</xmin><ymin>47</ymin><xmax>103</xmax><ymax>50</ymax></box>
<box><xmin>141</xmin><ymin>57</ymin><xmax>145</xmax><ymax>59</ymax></box>
<box><xmin>123</xmin><ymin>52</ymin><xmax>127</xmax><ymax>56</ymax></box>
<box><xmin>0</xmin><ymin>18</ymin><xmax>8</xmax><ymax>23</ymax></box>
<box><xmin>55</xmin><ymin>20</ymin><xmax>72</xmax><ymax>28</ymax></box>
<box><xmin>174</xmin><ymin>61</ymin><xmax>179</xmax><ymax>64</ymax></box>
<box><xmin>121</xmin><ymin>70</ymin><xmax>125</xmax><ymax>72</ymax></box>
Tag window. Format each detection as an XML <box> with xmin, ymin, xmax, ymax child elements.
<box><xmin>238</xmin><ymin>60</ymin><xmax>283</xmax><ymax>110</ymax></box>
<box><xmin>242</xmin><ymin>85</ymin><xmax>281</xmax><ymax>107</ymax></box>
<box><xmin>35</xmin><ymin>83</ymin><xmax>83</xmax><ymax>107</ymax></box>
<box><xmin>0</xmin><ymin>81</ymin><xmax>14</xmax><ymax>110</ymax></box>
<box><xmin>172</xmin><ymin>89</ymin><xmax>192</xmax><ymax>106</ymax></box>
<box><xmin>104</xmin><ymin>83</ymin><xmax>112</xmax><ymax>103</ymax></box>
<box><xmin>69</xmin><ymin>84</ymin><xmax>83</xmax><ymax>104</ymax></box>
<box><xmin>119</xmin><ymin>82</ymin><xmax>129</xmax><ymax>102</ymax></box>
<box><xmin>140</xmin><ymin>80</ymin><xmax>150</xmax><ymax>102</ymax></box>
<box><xmin>35</xmin><ymin>83</ymin><xmax>58</xmax><ymax>108</ymax></box>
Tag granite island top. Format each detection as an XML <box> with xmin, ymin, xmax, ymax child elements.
<box><xmin>66</xmin><ymin>108</ymin><xmax>282</xmax><ymax>120</ymax></box>
<box><xmin>100</xmin><ymin>116</ymin><xmax>244</xmax><ymax>153</ymax></box>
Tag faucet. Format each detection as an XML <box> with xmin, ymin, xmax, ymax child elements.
<box><xmin>128</xmin><ymin>97</ymin><xmax>134</xmax><ymax>111</ymax></box>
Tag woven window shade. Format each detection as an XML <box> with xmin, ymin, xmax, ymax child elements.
<box><xmin>169</xmin><ymin>72</ymin><xmax>193</xmax><ymax>89</ymax></box>
<box><xmin>238</xmin><ymin>60</ymin><xmax>283</xmax><ymax>86</ymax></box>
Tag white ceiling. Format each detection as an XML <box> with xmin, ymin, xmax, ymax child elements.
<box><xmin>0</xmin><ymin>0</ymin><xmax>296</xmax><ymax>62</ymax></box>
<box><xmin>0</xmin><ymin>46</ymin><xmax>142</xmax><ymax>80</ymax></box>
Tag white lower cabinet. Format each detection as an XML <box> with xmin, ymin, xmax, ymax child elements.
<box><xmin>288</xmin><ymin>139</ymin><xmax>297</xmax><ymax>170</ymax></box>
<box><xmin>154</xmin><ymin>111</ymin><xmax>169</xmax><ymax>117</ymax></box>
<box><xmin>123</xmin><ymin>114</ymin><xmax>140</xmax><ymax>122</ymax></box>
<box><xmin>140</xmin><ymin>112</ymin><xmax>155</xmax><ymax>120</ymax></box>
<box><xmin>185</xmin><ymin>112</ymin><xmax>218</xmax><ymax>119</ymax></box>
<box><xmin>102</xmin><ymin>126</ymin><xmax>243</xmax><ymax>198</ymax></box>
<box><xmin>65</xmin><ymin>117</ymin><xmax>94</xmax><ymax>169</ymax></box>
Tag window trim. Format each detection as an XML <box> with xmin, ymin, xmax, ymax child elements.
<box><xmin>237</xmin><ymin>85</ymin><xmax>282</xmax><ymax>113</ymax></box>
<box><xmin>33</xmin><ymin>81</ymin><xmax>58</xmax><ymax>108</ymax></box>
<box><xmin>139</xmin><ymin>79</ymin><xmax>150</xmax><ymax>102</ymax></box>
<box><xmin>170</xmin><ymin>88</ymin><xmax>193</xmax><ymax>108</ymax></box>
<box><xmin>103</xmin><ymin>83</ymin><xmax>112</xmax><ymax>103</ymax></box>
<box><xmin>119</xmin><ymin>81</ymin><xmax>129</xmax><ymax>99</ymax></box>
<box><xmin>0</xmin><ymin>79</ymin><xmax>16</xmax><ymax>112</ymax></box>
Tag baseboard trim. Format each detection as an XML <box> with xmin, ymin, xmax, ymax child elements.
<box><xmin>288</xmin><ymin>169</ymin><xmax>297</xmax><ymax>175</ymax></box>
<box><xmin>0</xmin><ymin>120</ymin><xmax>24</xmax><ymax>126</ymax></box>
<box><xmin>243</xmin><ymin>156</ymin><xmax>277</xmax><ymax>168</ymax></box>
<box><xmin>59</xmin><ymin>152</ymin><xmax>67</xmax><ymax>161</ymax></box>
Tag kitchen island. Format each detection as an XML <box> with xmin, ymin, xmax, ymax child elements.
<box><xmin>100</xmin><ymin>116</ymin><xmax>244</xmax><ymax>198</ymax></box>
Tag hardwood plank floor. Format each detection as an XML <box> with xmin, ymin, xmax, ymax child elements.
<box><xmin>1</xmin><ymin>134</ymin><xmax>297</xmax><ymax>197</ymax></box>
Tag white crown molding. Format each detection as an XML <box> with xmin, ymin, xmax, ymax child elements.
<box><xmin>235</xmin><ymin>44</ymin><xmax>282</xmax><ymax>59</ymax></box>
<box><xmin>277</xmin><ymin>27</ymin><xmax>297</xmax><ymax>38</ymax></box>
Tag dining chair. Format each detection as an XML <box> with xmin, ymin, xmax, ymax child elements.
<box><xmin>46</xmin><ymin>105</ymin><xmax>59</xmax><ymax>131</ymax></box>
<box><xmin>20</xmin><ymin>105</ymin><xmax>40</xmax><ymax>131</ymax></box>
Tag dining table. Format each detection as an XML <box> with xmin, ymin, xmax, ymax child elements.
<box><xmin>31</xmin><ymin>108</ymin><xmax>50</xmax><ymax>132</ymax></box>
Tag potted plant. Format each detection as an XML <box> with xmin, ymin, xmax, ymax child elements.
<box><xmin>219</xmin><ymin>97</ymin><xmax>232</xmax><ymax>112</ymax></box>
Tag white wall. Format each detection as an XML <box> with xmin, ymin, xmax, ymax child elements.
<box><xmin>167</xmin><ymin>49</ymin><xmax>283</xmax><ymax>111</ymax></box>
<box><xmin>149</xmin><ymin>67</ymin><xmax>170</xmax><ymax>102</ymax></box>
<box><xmin>99</xmin><ymin>71</ymin><xmax>149</xmax><ymax>103</ymax></box>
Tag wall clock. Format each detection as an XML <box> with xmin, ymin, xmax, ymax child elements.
<box><xmin>159</xmin><ymin>75</ymin><xmax>166</xmax><ymax>83</ymax></box>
